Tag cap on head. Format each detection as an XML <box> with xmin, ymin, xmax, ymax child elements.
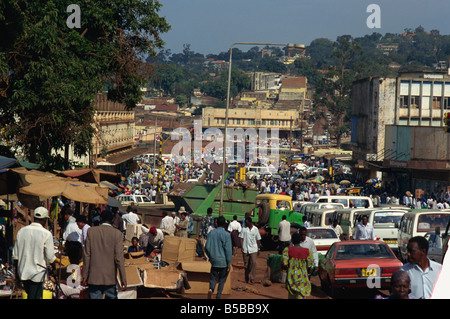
<box><xmin>150</xmin><ymin>227</ymin><xmax>157</xmax><ymax>234</ymax></box>
<box><xmin>34</xmin><ymin>207</ymin><xmax>49</xmax><ymax>219</ymax></box>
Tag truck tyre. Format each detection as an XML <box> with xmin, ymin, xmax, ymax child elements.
<box><xmin>257</xmin><ymin>200</ymin><xmax>270</xmax><ymax>224</ymax></box>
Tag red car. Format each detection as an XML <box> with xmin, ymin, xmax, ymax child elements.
<box><xmin>318</xmin><ymin>240</ymin><xmax>403</xmax><ymax>297</ymax></box>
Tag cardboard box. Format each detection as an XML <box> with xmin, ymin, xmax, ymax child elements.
<box><xmin>161</xmin><ymin>236</ymin><xmax>197</xmax><ymax>265</ymax></box>
<box><xmin>142</xmin><ymin>267</ymin><xmax>184</xmax><ymax>290</ymax></box>
<box><xmin>179</xmin><ymin>261</ymin><xmax>232</xmax><ymax>295</ymax></box>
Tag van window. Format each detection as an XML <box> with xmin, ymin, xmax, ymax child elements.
<box><xmin>417</xmin><ymin>214</ymin><xmax>450</xmax><ymax>232</ymax></box>
<box><xmin>332</xmin><ymin>198</ymin><xmax>348</xmax><ymax>206</ymax></box>
<box><xmin>325</xmin><ymin>212</ymin><xmax>334</xmax><ymax>225</ymax></box>
<box><xmin>317</xmin><ymin>198</ymin><xmax>328</xmax><ymax>203</ymax></box>
<box><xmin>373</xmin><ymin>211</ymin><xmax>404</xmax><ymax>228</ymax></box>
<box><xmin>349</xmin><ymin>199</ymin><xmax>370</xmax><ymax>208</ymax></box>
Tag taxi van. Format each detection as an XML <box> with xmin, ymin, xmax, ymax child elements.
<box><xmin>330</xmin><ymin>208</ymin><xmax>372</xmax><ymax>240</ymax></box>
<box><xmin>308</xmin><ymin>209</ymin><xmax>339</xmax><ymax>228</ymax></box>
<box><xmin>314</xmin><ymin>195</ymin><xmax>374</xmax><ymax>209</ymax></box>
<box><xmin>397</xmin><ymin>210</ymin><xmax>450</xmax><ymax>262</ymax></box>
<box><xmin>351</xmin><ymin>207</ymin><xmax>409</xmax><ymax>254</ymax></box>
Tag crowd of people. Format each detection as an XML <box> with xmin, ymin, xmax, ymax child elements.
<box><xmin>5</xmin><ymin>150</ymin><xmax>450</xmax><ymax>300</ymax></box>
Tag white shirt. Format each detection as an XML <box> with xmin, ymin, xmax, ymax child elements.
<box><xmin>239</xmin><ymin>226</ymin><xmax>261</xmax><ymax>254</ymax></box>
<box><xmin>353</xmin><ymin>222</ymin><xmax>375</xmax><ymax>240</ymax></box>
<box><xmin>277</xmin><ymin>220</ymin><xmax>291</xmax><ymax>242</ymax></box>
<box><xmin>228</xmin><ymin>220</ymin><xmax>242</xmax><ymax>233</ymax></box>
<box><xmin>401</xmin><ymin>259</ymin><xmax>441</xmax><ymax>299</ymax></box>
<box><xmin>160</xmin><ymin>215</ymin><xmax>174</xmax><ymax>230</ymax></box>
<box><xmin>299</xmin><ymin>237</ymin><xmax>319</xmax><ymax>267</ymax></box>
<box><xmin>148</xmin><ymin>229</ymin><xmax>165</xmax><ymax>248</ymax></box>
<box><xmin>13</xmin><ymin>223</ymin><xmax>56</xmax><ymax>282</ymax></box>
<box><xmin>122</xmin><ymin>212</ymin><xmax>141</xmax><ymax>225</ymax></box>
<box><xmin>63</xmin><ymin>217</ymin><xmax>82</xmax><ymax>243</ymax></box>
<box><xmin>80</xmin><ymin>224</ymin><xmax>90</xmax><ymax>247</ymax></box>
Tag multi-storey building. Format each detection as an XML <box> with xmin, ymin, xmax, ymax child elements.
<box><xmin>351</xmin><ymin>71</ymin><xmax>450</xmax><ymax>194</ymax></box>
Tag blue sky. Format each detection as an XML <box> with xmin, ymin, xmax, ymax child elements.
<box><xmin>158</xmin><ymin>0</ymin><xmax>450</xmax><ymax>55</ymax></box>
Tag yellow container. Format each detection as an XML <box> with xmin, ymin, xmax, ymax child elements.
<box><xmin>22</xmin><ymin>289</ymin><xmax>53</xmax><ymax>299</ymax></box>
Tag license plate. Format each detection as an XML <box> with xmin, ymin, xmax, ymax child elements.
<box><xmin>384</xmin><ymin>240</ymin><xmax>396</xmax><ymax>244</ymax></box>
<box><xmin>361</xmin><ymin>268</ymin><xmax>377</xmax><ymax>276</ymax></box>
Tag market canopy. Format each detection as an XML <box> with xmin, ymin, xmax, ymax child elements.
<box><xmin>19</xmin><ymin>179</ymin><xmax>109</xmax><ymax>205</ymax></box>
<box><xmin>57</xmin><ymin>168</ymin><xmax>122</xmax><ymax>184</ymax></box>
<box><xmin>0</xmin><ymin>156</ymin><xmax>39</xmax><ymax>170</ymax></box>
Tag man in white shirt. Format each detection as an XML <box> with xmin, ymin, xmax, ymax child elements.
<box><xmin>239</xmin><ymin>217</ymin><xmax>261</xmax><ymax>284</ymax></box>
<box><xmin>13</xmin><ymin>207</ymin><xmax>56</xmax><ymax>299</ymax></box>
<box><xmin>227</xmin><ymin>215</ymin><xmax>242</xmax><ymax>256</ymax></box>
<box><xmin>277</xmin><ymin>215</ymin><xmax>291</xmax><ymax>254</ymax></box>
<box><xmin>298</xmin><ymin>227</ymin><xmax>319</xmax><ymax>269</ymax></box>
<box><xmin>76</xmin><ymin>215</ymin><xmax>90</xmax><ymax>247</ymax></box>
<box><xmin>160</xmin><ymin>211</ymin><xmax>175</xmax><ymax>236</ymax></box>
<box><xmin>146</xmin><ymin>227</ymin><xmax>164</xmax><ymax>255</ymax></box>
<box><xmin>122</xmin><ymin>207</ymin><xmax>141</xmax><ymax>225</ymax></box>
<box><xmin>63</xmin><ymin>212</ymin><xmax>82</xmax><ymax>243</ymax></box>
<box><xmin>353</xmin><ymin>215</ymin><xmax>375</xmax><ymax>240</ymax></box>
<box><xmin>401</xmin><ymin>236</ymin><xmax>441</xmax><ymax>299</ymax></box>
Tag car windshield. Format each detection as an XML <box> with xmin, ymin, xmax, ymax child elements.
<box><xmin>307</xmin><ymin>228</ymin><xmax>337</xmax><ymax>239</ymax></box>
<box><xmin>334</xmin><ymin>243</ymin><xmax>394</xmax><ymax>260</ymax></box>
<box><xmin>373</xmin><ymin>212</ymin><xmax>404</xmax><ymax>228</ymax></box>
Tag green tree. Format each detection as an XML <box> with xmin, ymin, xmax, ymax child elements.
<box><xmin>0</xmin><ymin>0</ymin><xmax>170</xmax><ymax>169</ymax></box>
<box><xmin>314</xmin><ymin>36</ymin><xmax>361</xmax><ymax>147</ymax></box>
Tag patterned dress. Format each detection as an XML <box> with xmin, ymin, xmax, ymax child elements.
<box><xmin>282</xmin><ymin>246</ymin><xmax>313</xmax><ymax>299</ymax></box>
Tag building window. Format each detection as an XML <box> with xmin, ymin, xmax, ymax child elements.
<box><xmin>444</xmin><ymin>97</ymin><xmax>450</xmax><ymax>109</ymax></box>
<box><xmin>400</xmin><ymin>95</ymin><xmax>408</xmax><ymax>108</ymax></box>
<box><xmin>433</xmin><ymin>96</ymin><xmax>442</xmax><ymax>109</ymax></box>
<box><xmin>410</xmin><ymin>96</ymin><xmax>420</xmax><ymax>109</ymax></box>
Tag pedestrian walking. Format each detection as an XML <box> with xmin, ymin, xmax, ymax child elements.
<box><xmin>227</xmin><ymin>215</ymin><xmax>242</xmax><ymax>256</ymax></box>
<box><xmin>81</xmin><ymin>209</ymin><xmax>127</xmax><ymax>299</ymax></box>
<box><xmin>281</xmin><ymin>232</ymin><xmax>313</xmax><ymax>299</ymax></box>
<box><xmin>277</xmin><ymin>215</ymin><xmax>291</xmax><ymax>254</ymax></box>
<box><xmin>205</xmin><ymin>216</ymin><xmax>232</xmax><ymax>299</ymax></box>
<box><xmin>12</xmin><ymin>207</ymin><xmax>56</xmax><ymax>299</ymax></box>
<box><xmin>239</xmin><ymin>217</ymin><xmax>261</xmax><ymax>284</ymax></box>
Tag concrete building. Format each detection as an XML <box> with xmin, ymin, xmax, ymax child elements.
<box><xmin>201</xmin><ymin>106</ymin><xmax>302</xmax><ymax>137</ymax></box>
<box><xmin>351</xmin><ymin>71</ymin><xmax>450</xmax><ymax>194</ymax></box>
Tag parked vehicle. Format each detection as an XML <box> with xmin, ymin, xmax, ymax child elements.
<box><xmin>318</xmin><ymin>240</ymin><xmax>403</xmax><ymax>297</ymax></box>
<box><xmin>332</xmin><ymin>208</ymin><xmax>372</xmax><ymax>240</ymax></box>
<box><xmin>350</xmin><ymin>208</ymin><xmax>408</xmax><ymax>254</ymax></box>
<box><xmin>117</xmin><ymin>194</ymin><xmax>154</xmax><ymax>206</ymax></box>
<box><xmin>301</xmin><ymin>202</ymin><xmax>345</xmax><ymax>220</ymax></box>
<box><xmin>397</xmin><ymin>210</ymin><xmax>450</xmax><ymax>262</ymax></box>
<box><xmin>306</xmin><ymin>227</ymin><xmax>340</xmax><ymax>256</ymax></box>
<box><xmin>308</xmin><ymin>209</ymin><xmax>339</xmax><ymax>228</ymax></box>
<box><xmin>314</xmin><ymin>195</ymin><xmax>374</xmax><ymax>209</ymax></box>
<box><xmin>255</xmin><ymin>194</ymin><xmax>304</xmax><ymax>237</ymax></box>
<box><xmin>425</xmin><ymin>230</ymin><xmax>444</xmax><ymax>264</ymax></box>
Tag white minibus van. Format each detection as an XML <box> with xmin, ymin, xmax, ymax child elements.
<box><xmin>397</xmin><ymin>210</ymin><xmax>450</xmax><ymax>262</ymax></box>
<box><xmin>314</xmin><ymin>195</ymin><xmax>373</xmax><ymax>209</ymax></box>
<box><xmin>352</xmin><ymin>208</ymin><xmax>408</xmax><ymax>253</ymax></box>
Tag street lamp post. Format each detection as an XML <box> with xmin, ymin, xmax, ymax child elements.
<box><xmin>218</xmin><ymin>42</ymin><xmax>305</xmax><ymax>216</ymax></box>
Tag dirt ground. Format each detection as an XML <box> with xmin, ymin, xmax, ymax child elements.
<box><xmin>138</xmin><ymin>249</ymin><xmax>329</xmax><ymax>300</ymax></box>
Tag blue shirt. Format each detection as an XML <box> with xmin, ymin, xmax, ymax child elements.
<box><xmin>401</xmin><ymin>259</ymin><xmax>441</xmax><ymax>299</ymax></box>
<box><xmin>205</xmin><ymin>227</ymin><xmax>232</xmax><ymax>268</ymax></box>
